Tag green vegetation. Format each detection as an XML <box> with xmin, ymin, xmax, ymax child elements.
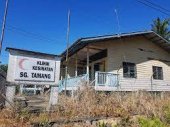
<box><xmin>138</xmin><ymin>117</ymin><xmax>166</xmax><ymax>127</ymax></box>
<box><xmin>163</xmin><ymin>105</ymin><xmax>170</xmax><ymax>124</ymax></box>
<box><xmin>38</xmin><ymin>113</ymin><xmax>51</xmax><ymax>127</ymax></box>
<box><xmin>151</xmin><ymin>17</ymin><xmax>170</xmax><ymax>41</ymax></box>
<box><xmin>97</xmin><ymin>121</ymin><xmax>107</xmax><ymax>127</ymax></box>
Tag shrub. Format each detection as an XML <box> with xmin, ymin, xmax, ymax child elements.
<box><xmin>38</xmin><ymin>113</ymin><xmax>51</xmax><ymax>127</ymax></box>
<box><xmin>97</xmin><ymin>121</ymin><xmax>107</xmax><ymax>127</ymax></box>
<box><xmin>163</xmin><ymin>105</ymin><xmax>170</xmax><ymax>124</ymax></box>
<box><xmin>115</xmin><ymin>116</ymin><xmax>135</xmax><ymax>127</ymax></box>
<box><xmin>138</xmin><ymin>117</ymin><xmax>166</xmax><ymax>127</ymax></box>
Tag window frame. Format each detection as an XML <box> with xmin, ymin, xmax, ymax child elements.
<box><xmin>123</xmin><ymin>62</ymin><xmax>137</xmax><ymax>78</ymax></box>
<box><xmin>152</xmin><ymin>66</ymin><xmax>163</xmax><ymax>80</ymax></box>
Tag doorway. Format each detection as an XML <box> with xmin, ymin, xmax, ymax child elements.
<box><xmin>91</xmin><ymin>60</ymin><xmax>105</xmax><ymax>80</ymax></box>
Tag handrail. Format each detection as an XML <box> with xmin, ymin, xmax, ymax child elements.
<box><xmin>95</xmin><ymin>71</ymin><xmax>118</xmax><ymax>87</ymax></box>
<box><xmin>58</xmin><ymin>74</ymin><xmax>88</xmax><ymax>92</ymax></box>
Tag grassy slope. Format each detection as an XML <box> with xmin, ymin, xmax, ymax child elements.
<box><xmin>1</xmin><ymin>86</ymin><xmax>170</xmax><ymax>127</ymax></box>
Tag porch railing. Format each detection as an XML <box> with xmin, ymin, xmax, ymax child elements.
<box><xmin>58</xmin><ymin>74</ymin><xmax>88</xmax><ymax>93</ymax></box>
<box><xmin>95</xmin><ymin>71</ymin><xmax>118</xmax><ymax>87</ymax></box>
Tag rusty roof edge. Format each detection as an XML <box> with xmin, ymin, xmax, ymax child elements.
<box><xmin>6</xmin><ymin>47</ymin><xmax>61</xmax><ymax>58</ymax></box>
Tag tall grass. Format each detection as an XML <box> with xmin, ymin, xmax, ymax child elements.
<box><xmin>51</xmin><ymin>87</ymin><xmax>170</xmax><ymax>120</ymax></box>
<box><xmin>1</xmin><ymin>85</ymin><xmax>170</xmax><ymax>126</ymax></box>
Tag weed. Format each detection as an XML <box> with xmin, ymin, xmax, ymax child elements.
<box><xmin>16</xmin><ymin>108</ymin><xmax>30</xmax><ymax>122</ymax></box>
<box><xmin>38</xmin><ymin>113</ymin><xmax>51</xmax><ymax>127</ymax></box>
<box><xmin>138</xmin><ymin>117</ymin><xmax>166</xmax><ymax>127</ymax></box>
<box><xmin>1</xmin><ymin>86</ymin><xmax>170</xmax><ymax>127</ymax></box>
<box><xmin>163</xmin><ymin>105</ymin><xmax>170</xmax><ymax>124</ymax></box>
<box><xmin>97</xmin><ymin>121</ymin><xmax>107</xmax><ymax>127</ymax></box>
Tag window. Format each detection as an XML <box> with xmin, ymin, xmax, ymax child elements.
<box><xmin>152</xmin><ymin>66</ymin><xmax>163</xmax><ymax>80</ymax></box>
<box><xmin>123</xmin><ymin>62</ymin><xmax>137</xmax><ymax>78</ymax></box>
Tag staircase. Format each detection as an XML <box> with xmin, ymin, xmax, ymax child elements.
<box><xmin>25</xmin><ymin>95</ymin><xmax>48</xmax><ymax>112</ymax></box>
<box><xmin>14</xmin><ymin>95</ymin><xmax>49</xmax><ymax>113</ymax></box>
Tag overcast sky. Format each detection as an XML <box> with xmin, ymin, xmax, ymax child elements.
<box><xmin>0</xmin><ymin>0</ymin><xmax>169</xmax><ymax>64</ymax></box>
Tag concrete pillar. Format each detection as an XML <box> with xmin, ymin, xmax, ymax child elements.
<box><xmin>5</xmin><ymin>85</ymin><xmax>16</xmax><ymax>108</ymax></box>
<box><xmin>47</xmin><ymin>86</ymin><xmax>59</xmax><ymax>111</ymax></box>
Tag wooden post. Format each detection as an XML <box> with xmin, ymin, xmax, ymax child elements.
<box><xmin>20</xmin><ymin>84</ymin><xmax>23</xmax><ymax>94</ymax></box>
<box><xmin>75</xmin><ymin>53</ymin><xmax>78</xmax><ymax>77</ymax></box>
<box><xmin>95</xmin><ymin>71</ymin><xmax>98</xmax><ymax>87</ymax></box>
<box><xmin>161</xmin><ymin>92</ymin><xmax>164</xmax><ymax>100</ymax></box>
<box><xmin>34</xmin><ymin>85</ymin><xmax>36</xmax><ymax>95</ymax></box>
<box><xmin>91</xmin><ymin>63</ymin><xmax>94</xmax><ymax>80</ymax></box>
<box><xmin>86</xmin><ymin>46</ymin><xmax>89</xmax><ymax>81</ymax></box>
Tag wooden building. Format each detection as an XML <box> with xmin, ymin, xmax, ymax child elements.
<box><xmin>59</xmin><ymin>31</ymin><xmax>170</xmax><ymax>92</ymax></box>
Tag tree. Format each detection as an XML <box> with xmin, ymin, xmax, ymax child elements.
<box><xmin>151</xmin><ymin>17</ymin><xmax>170</xmax><ymax>41</ymax></box>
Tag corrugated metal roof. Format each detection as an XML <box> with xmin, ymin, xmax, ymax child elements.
<box><xmin>61</xmin><ymin>31</ymin><xmax>170</xmax><ymax>58</ymax></box>
<box><xmin>6</xmin><ymin>47</ymin><xmax>61</xmax><ymax>58</ymax></box>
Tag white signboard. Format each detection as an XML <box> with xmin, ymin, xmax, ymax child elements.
<box><xmin>14</xmin><ymin>56</ymin><xmax>56</xmax><ymax>82</ymax></box>
<box><xmin>7</xmin><ymin>49</ymin><xmax>61</xmax><ymax>85</ymax></box>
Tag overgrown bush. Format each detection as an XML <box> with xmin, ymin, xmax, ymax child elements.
<box><xmin>163</xmin><ymin>104</ymin><xmax>170</xmax><ymax>124</ymax></box>
<box><xmin>138</xmin><ymin>117</ymin><xmax>166</xmax><ymax>127</ymax></box>
<box><xmin>1</xmin><ymin>86</ymin><xmax>170</xmax><ymax>127</ymax></box>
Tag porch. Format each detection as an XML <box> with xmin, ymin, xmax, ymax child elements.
<box><xmin>60</xmin><ymin>41</ymin><xmax>119</xmax><ymax>92</ymax></box>
<box><xmin>58</xmin><ymin>71</ymin><xmax>119</xmax><ymax>92</ymax></box>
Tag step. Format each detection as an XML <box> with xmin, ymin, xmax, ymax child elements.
<box><xmin>27</xmin><ymin>100</ymin><xmax>46</xmax><ymax>103</ymax></box>
<box><xmin>27</xmin><ymin>102</ymin><xmax>48</xmax><ymax>107</ymax></box>
<box><xmin>25</xmin><ymin>96</ymin><xmax>47</xmax><ymax>100</ymax></box>
<box><xmin>27</xmin><ymin>106</ymin><xmax>46</xmax><ymax>113</ymax></box>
